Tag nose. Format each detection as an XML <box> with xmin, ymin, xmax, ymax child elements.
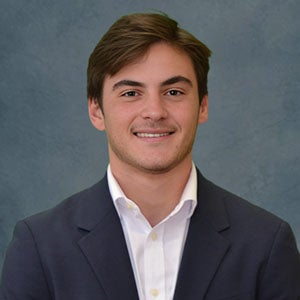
<box><xmin>140</xmin><ymin>93</ymin><xmax>168</xmax><ymax>121</ymax></box>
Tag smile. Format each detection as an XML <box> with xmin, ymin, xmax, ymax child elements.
<box><xmin>135</xmin><ymin>132</ymin><xmax>171</xmax><ymax>138</ymax></box>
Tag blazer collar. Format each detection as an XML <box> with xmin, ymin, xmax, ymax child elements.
<box><xmin>196</xmin><ymin>169</ymin><xmax>230</xmax><ymax>232</ymax></box>
<box><xmin>76</xmin><ymin>176</ymin><xmax>139</xmax><ymax>300</ymax></box>
<box><xmin>174</xmin><ymin>169</ymin><xmax>231</xmax><ymax>299</ymax></box>
<box><xmin>75</xmin><ymin>169</ymin><xmax>230</xmax><ymax>232</ymax></box>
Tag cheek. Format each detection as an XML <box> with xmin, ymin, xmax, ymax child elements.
<box><xmin>177</xmin><ymin>106</ymin><xmax>200</xmax><ymax>125</ymax></box>
<box><xmin>116</xmin><ymin>106</ymin><xmax>141</xmax><ymax>125</ymax></box>
<box><xmin>104</xmin><ymin>111</ymin><xmax>132</xmax><ymax>134</ymax></box>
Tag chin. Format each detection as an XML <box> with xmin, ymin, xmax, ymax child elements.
<box><xmin>135</xmin><ymin>159</ymin><xmax>182</xmax><ymax>175</ymax></box>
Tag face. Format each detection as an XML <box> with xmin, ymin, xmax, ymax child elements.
<box><xmin>89</xmin><ymin>43</ymin><xmax>208</xmax><ymax>175</ymax></box>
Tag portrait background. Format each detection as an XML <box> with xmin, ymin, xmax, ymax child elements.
<box><xmin>1</xmin><ymin>0</ymin><xmax>299</xmax><ymax>270</ymax></box>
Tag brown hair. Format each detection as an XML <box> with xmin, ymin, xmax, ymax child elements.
<box><xmin>87</xmin><ymin>13</ymin><xmax>211</xmax><ymax>109</ymax></box>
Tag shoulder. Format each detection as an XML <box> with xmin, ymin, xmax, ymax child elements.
<box><xmin>21</xmin><ymin>176</ymin><xmax>111</xmax><ymax>238</ymax></box>
<box><xmin>198</xmin><ymin>171</ymin><xmax>283</xmax><ymax>226</ymax></box>
<box><xmin>195</xmin><ymin>172</ymin><xmax>300</xmax><ymax>297</ymax></box>
<box><xmin>196</xmin><ymin>171</ymin><xmax>291</xmax><ymax>245</ymax></box>
<box><xmin>219</xmin><ymin>182</ymin><xmax>281</xmax><ymax>225</ymax></box>
<box><xmin>199</xmin><ymin>174</ymin><xmax>299</xmax><ymax>253</ymax></box>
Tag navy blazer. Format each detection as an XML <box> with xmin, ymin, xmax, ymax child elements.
<box><xmin>1</xmin><ymin>171</ymin><xmax>300</xmax><ymax>299</ymax></box>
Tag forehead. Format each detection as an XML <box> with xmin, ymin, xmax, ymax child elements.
<box><xmin>104</xmin><ymin>43</ymin><xmax>197</xmax><ymax>87</ymax></box>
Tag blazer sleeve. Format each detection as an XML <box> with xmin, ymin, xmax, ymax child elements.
<box><xmin>258</xmin><ymin>221</ymin><xmax>300</xmax><ymax>299</ymax></box>
<box><xmin>0</xmin><ymin>220</ymin><xmax>52</xmax><ymax>300</ymax></box>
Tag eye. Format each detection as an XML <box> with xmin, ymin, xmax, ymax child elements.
<box><xmin>166</xmin><ymin>89</ymin><xmax>183</xmax><ymax>96</ymax></box>
<box><xmin>121</xmin><ymin>90</ymin><xmax>139</xmax><ymax>97</ymax></box>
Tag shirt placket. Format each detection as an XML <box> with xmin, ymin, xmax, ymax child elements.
<box><xmin>144</xmin><ymin>225</ymin><xmax>165</xmax><ymax>300</ymax></box>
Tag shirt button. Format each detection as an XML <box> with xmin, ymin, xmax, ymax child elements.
<box><xmin>150</xmin><ymin>231</ymin><xmax>157</xmax><ymax>241</ymax></box>
<box><xmin>150</xmin><ymin>288</ymin><xmax>159</xmax><ymax>297</ymax></box>
<box><xmin>126</xmin><ymin>202</ymin><xmax>133</xmax><ymax>209</ymax></box>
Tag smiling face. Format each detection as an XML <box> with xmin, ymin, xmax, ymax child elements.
<box><xmin>89</xmin><ymin>42</ymin><xmax>208</xmax><ymax>175</ymax></box>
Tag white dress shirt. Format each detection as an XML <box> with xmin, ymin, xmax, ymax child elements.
<box><xmin>107</xmin><ymin>164</ymin><xmax>197</xmax><ymax>300</ymax></box>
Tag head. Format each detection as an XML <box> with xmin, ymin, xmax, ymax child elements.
<box><xmin>87</xmin><ymin>13</ymin><xmax>211</xmax><ymax>111</ymax></box>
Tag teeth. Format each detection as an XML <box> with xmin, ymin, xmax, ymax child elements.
<box><xmin>136</xmin><ymin>133</ymin><xmax>170</xmax><ymax>138</ymax></box>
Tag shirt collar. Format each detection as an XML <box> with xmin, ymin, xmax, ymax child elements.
<box><xmin>107</xmin><ymin>163</ymin><xmax>197</xmax><ymax>220</ymax></box>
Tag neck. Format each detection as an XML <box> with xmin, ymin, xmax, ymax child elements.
<box><xmin>110</xmin><ymin>158</ymin><xmax>193</xmax><ymax>226</ymax></box>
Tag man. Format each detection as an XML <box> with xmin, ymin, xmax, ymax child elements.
<box><xmin>1</xmin><ymin>13</ymin><xmax>299</xmax><ymax>300</ymax></box>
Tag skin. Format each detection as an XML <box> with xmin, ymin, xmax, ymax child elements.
<box><xmin>89</xmin><ymin>42</ymin><xmax>208</xmax><ymax>226</ymax></box>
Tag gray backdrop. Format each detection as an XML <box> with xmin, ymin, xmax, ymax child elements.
<box><xmin>1</xmin><ymin>0</ymin><xmax>299</xmax><ymax>271</ymax></box>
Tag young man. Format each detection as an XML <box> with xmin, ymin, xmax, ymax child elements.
<box><xmin>1</xmin><ymin>13</ymin><xmax>299</xmax><ymax>300</ymax></box>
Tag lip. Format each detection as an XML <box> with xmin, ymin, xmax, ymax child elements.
<box><xmin>133</xmin><ymin>129</ymin><xmax>175</xmax><ymax>141</ymax></box>
<box><xmin>135</xmin><ymin>132</ymin><xmax>171</xmax><ymax>138</ymax></box>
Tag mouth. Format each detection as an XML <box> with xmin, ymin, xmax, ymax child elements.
<box><xmin>135</xmin><ymin>132</ymin><xmax>172</xmax><ymax>138</ymax></box>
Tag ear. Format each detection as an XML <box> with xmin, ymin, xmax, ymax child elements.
<box><xmin>88</xmin><ymin>98</ymin><xmax>106</xmax><ymax>131</ymax></box>
<box><xmin>198</xmin><ymin>94</ymin><xmax>208</xmax><ymax>124</ymax></box>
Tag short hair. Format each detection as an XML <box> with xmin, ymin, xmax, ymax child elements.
<box><xmin>87</xmin><ymin>13</ymin><xmax>211</xmax><ymax>109</ymax></box>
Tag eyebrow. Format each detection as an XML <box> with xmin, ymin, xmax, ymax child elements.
<box><xmin>161</xmin><ymin>76</ymin><xmax>193</xmax><ymax>87</ymax></box>
<box><xmin>112</xmin><ymin>76</ymin><xmax>193</xmax><ymax>91</ymax></box>
<box><xmin>112</xmin><ymin>80</ymin><xmax>145</xmax><ymax>91</ymax></box>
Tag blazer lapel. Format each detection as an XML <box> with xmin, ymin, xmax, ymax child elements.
<box><xmin>76</xmin><ymin>176</ymin><xmax>139</xmax><ymax>300</ymax></box>
<box><xmin>174</xmin><ymin>171</ymin><xmax>231</xmax><ymax>299</ymax></box>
